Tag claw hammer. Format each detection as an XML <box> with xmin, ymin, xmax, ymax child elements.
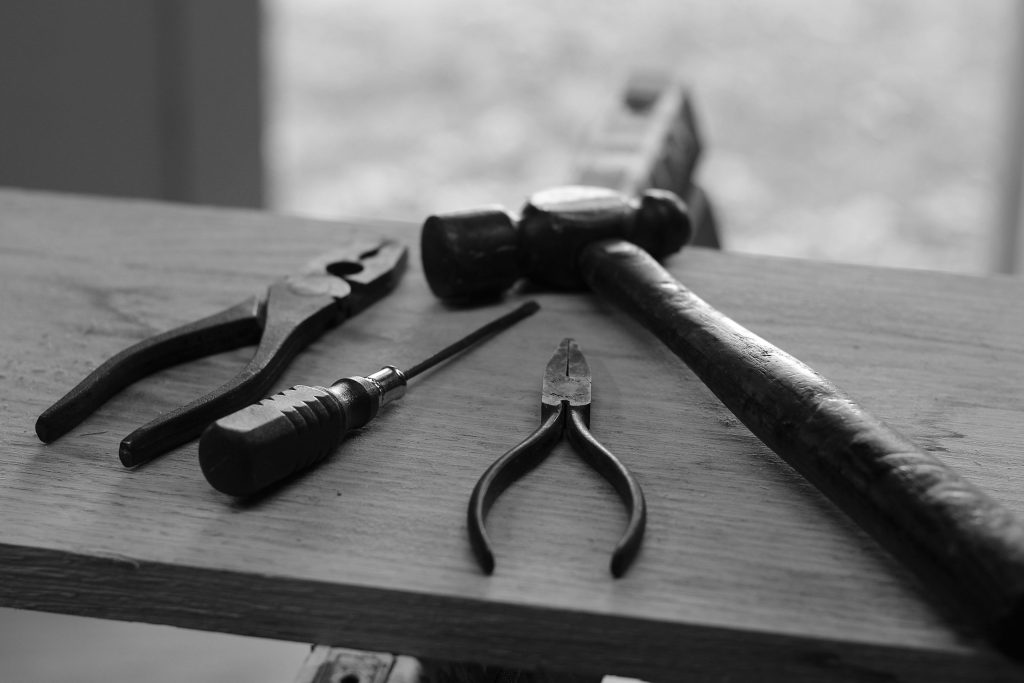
<box><xmin>420</xmin><ymin>184</ymin><xmax>1024</xmax><ymax>660</ymax></box>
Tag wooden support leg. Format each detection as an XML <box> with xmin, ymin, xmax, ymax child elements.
<box><xmin>292</xmin><ymin>646</ymin><xmax>609</xmax><ymax>683</ymax></box>
<box><xmin>292</xmin><ymin>646</ymin><xmax>422</xmax><ymax>683</ymax></box>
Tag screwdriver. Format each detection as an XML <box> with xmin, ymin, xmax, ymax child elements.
<box><xmin>198</xmin><ymin>301</ymin><xmax>540</xmax><ymax>497</ymax></box>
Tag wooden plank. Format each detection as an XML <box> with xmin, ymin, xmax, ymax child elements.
<box><xmin>1</xmin><ymin>188</ymin><xmax>1023</xmax><ymax>681</ymax></box>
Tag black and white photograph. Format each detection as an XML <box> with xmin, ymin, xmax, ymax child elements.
<box><xmin>1</xmin><ymin>1</ymin><xmax>1023</xmax><ymax>681</ymax></box>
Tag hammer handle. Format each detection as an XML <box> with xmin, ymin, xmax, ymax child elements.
<box><xmin>580</xmin><ymin>238</ymin><xmax>1024</xmax><ymax>655</ymax></box>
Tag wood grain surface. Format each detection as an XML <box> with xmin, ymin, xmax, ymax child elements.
<box><xmin>2</xmin><ymin>188</ymin><xmax>1024</xmax><ymax>681</ymax></box>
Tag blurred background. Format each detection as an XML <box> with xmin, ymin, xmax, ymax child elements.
<box><xmin>0</xmin><ymin>0</ymin><xmax>1020</xmax><ymax>681</ymax></box>
<box><xmin>266</xmin><ymin>0</ymin><xmax>1018</xmax><ymax>273</ymax></box>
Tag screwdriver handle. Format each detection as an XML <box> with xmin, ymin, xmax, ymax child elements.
<box><xmin>198</xmin><ymin>367</ymin><xmax>406</xmax><ymax>497</ymax></box>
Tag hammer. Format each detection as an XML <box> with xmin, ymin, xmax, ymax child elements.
<box><xmin>421</xmin><ymin>185</ymin><xmax>1024</xmax><ymax>659</ymax></box>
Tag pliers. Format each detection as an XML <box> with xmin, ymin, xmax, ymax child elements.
<box><xmin>36</xmin><ymin>237</ymin><xmax>407</xmax><ymax>467</ymax></box>
<box><xmin>468</xmin><ymin>338</ymin><xmax>647</xmax><ymax>577</ymax></box>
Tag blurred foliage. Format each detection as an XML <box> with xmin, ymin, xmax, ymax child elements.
<box><xmin>267</xmin><ymin>0</ymin><xmax>1015</xmax><ymax>272</ymax></box>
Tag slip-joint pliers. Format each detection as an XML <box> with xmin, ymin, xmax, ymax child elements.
<box><xmin>36</xmin><ymin>237</ymin><xmax>407</xmax><ymax>467</ymax></box>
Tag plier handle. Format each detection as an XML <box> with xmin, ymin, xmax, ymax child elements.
<box><xmin>36</xmin><ymin>238</ymin><xmax>407</xmax><ymax>467</ymax></box>
<box><xmin>468</xmin><ymin>338</ymin><xmax>647</xmax><ymax>577</ymax></box>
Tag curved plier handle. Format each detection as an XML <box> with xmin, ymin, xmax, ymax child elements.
<box><xmin>36</xmin><ymin>238</ymin><xmax>407</xmax><ymax>467</ymax></box>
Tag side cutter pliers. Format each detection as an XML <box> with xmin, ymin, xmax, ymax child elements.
<box><xmin>36</xmin><ymin>237</ymin><xmax>407</xmax><ymax>468</ymax></box>
<box><xmin>468</xmin><ymin>337</ymin><xmax>647</xmax><ymax>577</ymax></box>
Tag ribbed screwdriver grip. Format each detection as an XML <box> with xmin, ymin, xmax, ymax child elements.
<box><xmin>199</xmin><ymin>384</ymin><xmax>353</xmax><ymax>497</ymax></box>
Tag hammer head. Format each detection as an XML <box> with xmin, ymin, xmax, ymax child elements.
<box><xmin>421</xmin><ymin>186</ymin><xmax>691</xmax><ymax>301</ymax></box>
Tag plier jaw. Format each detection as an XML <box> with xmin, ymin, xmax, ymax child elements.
<box><xmin>36</xmin><ymin>237</ymin><xmax>407</xmax><ymax>467</ymax></box>
<box><xmin>302</xmin><ymin>238</ymin><xmax>408</xmax><ymax>319</ymax></box>
<box><xmin>541</xmin><ymin>337</ymin><xmax>592</xmax><ymax>411</ymax></box>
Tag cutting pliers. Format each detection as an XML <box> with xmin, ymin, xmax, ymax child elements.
<box><xmin>468</xmin><ymin>337</ymin><xmax>647</xmax><ymax>577</ymax></box>
<box><xmin>36</xmin><ymin>237</ymin><xmax>407</xmax><ymax>467</ymax></box>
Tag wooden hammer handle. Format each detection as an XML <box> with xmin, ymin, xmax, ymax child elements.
<box><xmin>580</xmin><ymin>238</ymin><xmax>1024</xmax><ymax>656</ymax></box>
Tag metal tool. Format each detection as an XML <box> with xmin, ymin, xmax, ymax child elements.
<box><xmin>467</xmin><ymin>338</ymin><xmax>646</xmax><ymax>578</ymax></box>
<box><xmin>421</xmin><ymin>185</ymin><xmax>691</xmax><ymax>300</ymax></box>
<box><xmin>36</xmin><ymin>237</ymin><xmax>407</xmax><ymax>467</ymax></box>
<box><xmin>421</xmin><ymin>186</ymin><xmax>1024</xmax><ymax>659</ymax></box>
<box><xmin>573</xmin><ymin>72</ymin><xmax>720</xmax><ymax>249</ymax></box>
<box><xmin>199</xmin><ymin>301</ymin><xmax>541</xmax><ymax>498</ymax></box>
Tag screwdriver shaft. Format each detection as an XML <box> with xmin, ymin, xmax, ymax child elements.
<box><xmin>405</xmin><ymin>301</ymin><xmax>540</xmax><ymax>380</ymax></box>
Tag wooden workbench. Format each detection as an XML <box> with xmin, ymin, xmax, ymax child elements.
<box><xmin>2</xmin><ymin>188</ymin><xmax>1024</xmax><ymax>681</ymax></box>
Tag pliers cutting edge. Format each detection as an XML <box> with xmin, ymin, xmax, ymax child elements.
<box><xmin>468</xmin><ymin>338</ymin><xmax>647</xmax><ymax>577</ymax></box>
<box><xmin>36</xmin><ymin>237</ymin><xmax>407</xmax><ymax>467</ymax></box>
